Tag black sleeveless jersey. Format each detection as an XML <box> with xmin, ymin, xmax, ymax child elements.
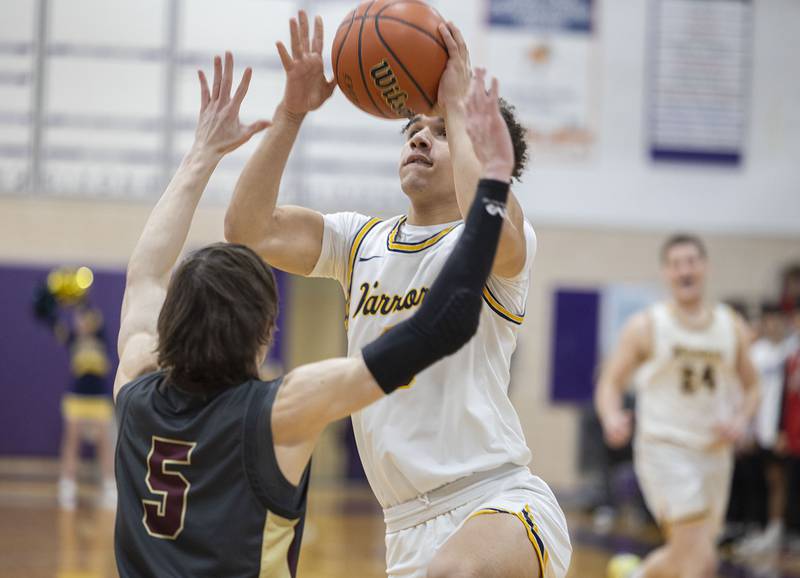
<box><xmin>114</xmin><ymin>371</ymin><xmax>309</xmax><ymax>578</ymax></box>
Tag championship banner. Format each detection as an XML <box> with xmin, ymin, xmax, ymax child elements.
<box><xmin>486</xmin><ymin>0</ymin><xmax>598</xmax><ymax>162</ymax></box>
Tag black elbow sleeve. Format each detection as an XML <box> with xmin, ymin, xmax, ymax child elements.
<box><xmin>362</xmin><ymin>178</ymin><xmax>510</xmax><ymax>394</ymax></box>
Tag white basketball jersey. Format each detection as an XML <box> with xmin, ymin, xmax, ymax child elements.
<box><xmin>310</xmin><ymin>212</ymin><xmax>537</xmax><ymax>508</ymax></box>
<box><xmin>635</xmin><ymin>302</ymin><xmax>741</xmax><ymax>449</ymax></box>
<box><xmin>750</xmin><ymin>337</ymin><xmax>792</xmax><ymax>448</ymax></box>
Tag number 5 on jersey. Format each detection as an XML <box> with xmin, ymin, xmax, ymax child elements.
<box><xmin>142</xmin><ymin>436</ymin><xmax>196</xmax><ymax>540</ymax></box>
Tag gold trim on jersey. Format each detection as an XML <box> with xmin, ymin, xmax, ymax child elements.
<box><xmin>468</xmin><ymin>504</ymin><xmax>548</xmax><ymax>574</ymax></box>
<box><xmin>482</xmin><ymin>286</ymin><xmax>524</xmax><ymax>325</ymax></box>
<box><xmin>258</xmin><ymin>512</ymin><xmax>299</xmax><ymax>578</ymax></box>
<box><xmin>345</xmin><ymin>218</ymin><xmax>383</xmax><ymax>330</ymax></box>
<box><xmin>386</xmin><ymin>216</ymin><xmax>458</xmax><ymax>253</ymax></box>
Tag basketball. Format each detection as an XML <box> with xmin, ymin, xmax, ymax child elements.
<box><xmin>331</xmin><ymin>0</ymin><xmax>448</xmax><ymax>119</ymax></box>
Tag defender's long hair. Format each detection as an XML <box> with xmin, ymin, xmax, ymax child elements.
<box><xmin>156</xmin><ymin>243</ymin><xmax>278</xmax><ymax>395</ymax></box>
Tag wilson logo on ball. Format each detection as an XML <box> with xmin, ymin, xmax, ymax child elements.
<box><xmin>370</xmin><ymin>60</ymin><xmax>412</xmax><ymax>117</ymax></box>
<box><xmin>342</xmin><ymin>74</ymin><xmax>359</xmax><ymax>104</ymax></box>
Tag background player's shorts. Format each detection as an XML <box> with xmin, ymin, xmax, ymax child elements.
<box><xmin>634</xmin><ymin>437</ymin><xmax>733</xmax><ymax>536</ymax></box>
<box><xmin>384</xmin><ymin>468</ymin><xmax>571</xmax><ymax>578</ymax></box>
<box><xmin>61</xmin><ymin>392</ymin><xmax>113</xmax><ymax>421</ymax></box>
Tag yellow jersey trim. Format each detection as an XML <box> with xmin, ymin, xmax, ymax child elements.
<box><xmin>482</xmin><ymin>286</ymin><xmax>524</xmax><ymax>325</ymax></box>
<box><xmin>345</xmin><ymin>218</ymin><xmax>384</xmax><ymax>329</ymax></box>
<box><xmin>386</xmin><ymin>216</ymin><xmax>458</xmax><ymax>253</ymax></box>
<box><xmin>469</xmin><ymin>505</ymin><xmax>548</xmax><ymax>574</ymax></box>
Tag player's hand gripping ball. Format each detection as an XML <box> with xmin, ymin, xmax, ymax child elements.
<box><xmin>332</xmin><ymin>0</ymin><xmax>447</xmax><ymax>119</ymax></box>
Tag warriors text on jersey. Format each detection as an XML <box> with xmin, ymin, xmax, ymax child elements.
<box><xmin>635</xmin><ymin>302</ymin><xmax>741</xmax><ymax>449</ymax></box>
<box><xmin>114</xmin><ymin>371</ymin><xmax>308</xmax><ymax>578</ymax></box>
<box><xmin>310</xmin><ymin>212</ymin><xmax>537</xmax><ymax>508</ymax></box>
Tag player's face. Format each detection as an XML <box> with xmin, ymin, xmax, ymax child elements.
<box><xmin>761</xmin><ymin>313</ymin><xmax>787</xmax><ymax>342</ymax></box>
<box><xmin>74</xmin><ymin>309</ymin><xmax>99</xmax><ymax>336</ymax></box>
<box><xmin>661</xmin><ymin>244</ymin><xmax>708</xmax><ymax>305</ymax></box>
<box><xmin>398</xmin><ymin>116</ymin><xmax>455</xmax><ymax>201</ymax></box>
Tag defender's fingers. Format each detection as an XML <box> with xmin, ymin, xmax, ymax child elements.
<box><xmin>198</xmin><ymin>70</ymin><xmax>210</xmax><ymax>110</ymax></box>
<box><xmin>220</xmin><ymin>51</ymin><xmax>234</xmax><ymax>103</ymax></box>
<box><xmin>245</xmin><ymin>120</ymin><xmax>272</xmax><ymax>138</ymax></box>
<box><xmin>299</xmin><ymin>10</ymin><xmax>310</xmax><ymax>54</ymax></box>
<box><xmin>231</xmin><ymin>67</ymin><xmax>253</xmax><ymax>111</ymax></box>
<box><xmin>276</xmin><ymin>42</ymin><xmax>292</xmax><ymax>71</ymax></box>
<box><xmin>312</xmin><ymin>15</ymin><xmax>324</xmax><ymax>55</ymax></box>
<box><xmin>289</xmin><ymin>18</ymin><xmax>301</xmax><ymax>59</ymax></box>
<box><xmin>211</xmin><ymin>55</ymin><xmax>222</xmax><ymax>100</ymax></box>
<box><xmin>489</xmin><ymin>77</ymin><xmax>499</xmax><ymax>103</ymax></box>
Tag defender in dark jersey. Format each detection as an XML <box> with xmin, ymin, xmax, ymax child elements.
<box><xmin>113</xmin><ymin>48</ymin><xmax>518</xmax><ymax>577</ymax></box>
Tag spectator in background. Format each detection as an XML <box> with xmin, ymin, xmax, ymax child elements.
<box><xmin>57</xmin><ymin>304</ymin><xmax>116</xmax><ymax>510</ymax></box>
<box><xmin>781</xmin><ymin>299</ymin><xmax>800</xmax><ymax>550</ymax></box>
<box><xmin>722</xmin><ymin>301</ymin><xmax>766</xmax><ymax>548</ymax></box>
<box><xmin>35</xmin><ymin>293</ymin><xmax>116</xmax><ymax>510</ymax></box>
<box><xmin>735</xmin><ymin>302</ymin><xmax>791</xmax><ymax>555</ymax></box>
<box><xmin>781</xmin><ymin>264</ymin><xmax>800</xmax><ymax>309</ymax></box>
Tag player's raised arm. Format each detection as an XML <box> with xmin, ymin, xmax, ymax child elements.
<box><xmin>437</xmin><ymin>23</ymin><xmax>528</xmax><ymax>279</ymax></box>
<box><xmin>114</xmin><ymin>53</ymin><xmax>269</xmax><ymax>399</ymax></box>
<box><xmin>595</xmin><ymin>312</ymin><xmax>653</xmax><ymax>448</ymax></box>
<box><xmin>224</xmin><ymin>11</ymin><xmax>336</xmax><ymax>276</ymax></box>
<box><xmin>271</xmin><ymin>71</ymin><xmax>516</xmax><ymax>484</ymax></box>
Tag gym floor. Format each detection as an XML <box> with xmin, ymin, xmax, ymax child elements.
<box><xmin>1</xmin><ymin>459</ymin><xmax>799</xmax><ymax>578</ymax></box>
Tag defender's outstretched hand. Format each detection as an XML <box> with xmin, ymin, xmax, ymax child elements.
<box><xmin>115</xmin><ymin>51</ymin><xmax>268</xmax><ymax>398</ymax></box>
<box><xmin>463</xmin><ymin>69</ymin><xmax>514</xmax><ymax>183</ymax></box>
<box><xmin>195</xmin><ymin>52</ymin><xmax>271</xmax><ymax>157</ymax></box>
<box><xmin>277</xmin><ymin>11</ymin><xmax>337</xmax><ymax>117</ymax></box>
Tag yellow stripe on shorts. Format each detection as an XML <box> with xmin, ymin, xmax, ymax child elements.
<box><xmin>468</xmin><ymin>505</ymin><xmax>548</xmax><ymax>575</ymax></box>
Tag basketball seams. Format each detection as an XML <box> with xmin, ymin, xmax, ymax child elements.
<box><xmin>357</xmin><ymin>1</ymin><xmax>390</xmax><ymax>118</ymax></box>
<box><xmin>341</xmin><ymin>15</ymin><xmax>448</xmax><ymax>54</ymax></box>
<box><xmin>373</xmin><ymin>18</ymin><xmax>435</xmax><ymax>110</ymax></box>
<box><xmin>374</xmin><ymin>16</ymin><xmax>447</xmax><ymax>53</ymax></box>
<box><xmin>374</xmin><ymin>0</ymin><xmax>447</xmax><ymax>53</ymax></box>
<box><xmin>334</xmin><ymin>9</ymin><xmax>357</xmax><ymax>81</ymax></box>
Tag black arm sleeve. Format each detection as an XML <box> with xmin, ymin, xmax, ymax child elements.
<box><xmin>362</xmin><ymin>178</ymin><xmax>511</xmax><ymax>393</ymax></box>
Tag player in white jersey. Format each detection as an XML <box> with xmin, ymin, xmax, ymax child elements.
<box><xmin>225</xmin><ymin>11</ymin><xmax>570</xmax><ymax>578</ymax></box>
<box><xmin>596</xmin><ymin>234</ymin><xmax>760</xmax><ymax>578</ymax></box>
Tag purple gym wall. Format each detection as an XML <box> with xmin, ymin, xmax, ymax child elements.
<box><xmin>0</xmin><ymin>263</ymin><xmax>286</xmax><ymax>457</ymax></box>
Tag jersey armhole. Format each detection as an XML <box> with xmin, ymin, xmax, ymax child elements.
<box><xmin>242</xmin><ymin>380</ymin><xmax>310</xmax><ymax>520</ymax></box>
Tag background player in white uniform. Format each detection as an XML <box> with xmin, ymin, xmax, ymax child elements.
<box><xmin>595</xmin><ymin>234</ymin><xmax>760</xmax><ymax>578</ymax></box>
<box><xmin>225</xmin><ymin>11</ymin><xmax>570</xmax><ymax>578</ymax></box>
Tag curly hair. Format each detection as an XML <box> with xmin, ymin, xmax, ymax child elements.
<box><xmin>498</xmin><ymin>98</ymin><xmax>529</xmax><ymax>181</ymax></box>
<box><xmin>401</xmin><ymin>100</ymin><xmax>530</xmax><ymax>181</ymax></box>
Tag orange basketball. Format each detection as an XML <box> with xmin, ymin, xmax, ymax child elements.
<box><xmin>332</xmin><ymin>0</ymin><xmax>448</xmax><ymax>120</ymax></box>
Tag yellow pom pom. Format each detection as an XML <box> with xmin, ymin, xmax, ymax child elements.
<box><xmin>47</xmin><ymin>266</ymin><xmax>94</xmax><ymax>304</ymax></box>
<box><xmin>607</xmin><ymin>553</ymin><xmax>641</xmax><ymax>578</ymax></box>
<box><xmin>75</xmin><ymin>266</ymin><xmax>94</xmax><ymax>291</ymax></box>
